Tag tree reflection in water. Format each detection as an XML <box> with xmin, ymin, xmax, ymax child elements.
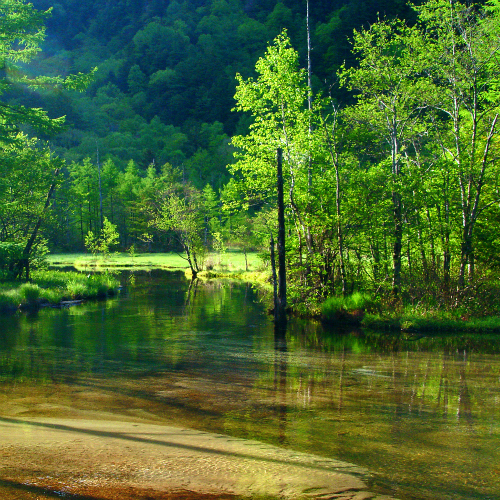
<box><xmin>274</xmin><ymin>320</ymin><xmax>287</xmax><ymax>446</ymax></box>
<box><xmin>0</xmin><ymin>271</ymin><xmax>498</xmax><ymax>500</ymax></box>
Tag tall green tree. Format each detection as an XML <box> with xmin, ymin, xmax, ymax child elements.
<box><xmin>0</xmin><ymin>0</ymin><xmax>93</xmax><ymax>278</ymax></box>
<box><xmin>339</xmin><ymin>19</ymin><xmax>432</xmax><ymax>295</ymax></box>
<box><xmin>152</xmin><ymin>183</ymin><xmax>207</xmax><ymax>277</ymax></box>
<box><xmin>415</xmin><ymin>0</ymin><xmax>500</xmax><ymax>287</ymax></box>
<box><xmin>231</xmin><ymin>31</ymin><xmax>313</xmax><ymax>258</ymax></box>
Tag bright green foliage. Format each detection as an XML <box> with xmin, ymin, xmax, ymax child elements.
<box><xmin>18</xmin><ymin>282</ymin><xmax>41</xmax><ymax>302</ymax></box>
<box><xmin>339</xmin><ymin>19</ymin><xmax>432</xmax><ymax>295</ymax></box>
<box><xmin>321</xmin><ymin>292</ymin><xmax>375</xmax><ymax>319</ymax></box>
<box><xmin>0</xmin><ymin>0</ymin><xmax>94</xmax><ymax>139</ymax></box>
<box><xmin>0</xmin><ymin>241</ymin><xmax>23</xmax><ymax>279</ymax></box>
<box><xmin>0</xmin><ymin>1</ymin><xmax>63</xmax><ymax>268</ymax></box>
<box><xmin>3</xmin><ymin>0</ymin><xmax>500</xmax><ymax>316</ymax></box>
<box><xmin>232</xmin><ymin>30</ymin><xmax>310</xmax><ymax>196</ymax></box>
<box><xmin>84</xmin><ymin>217</ymin><xmax>119</xmax><ymax>260</ymax></box>
<box><xmin>231</xmin><ymin>31</ymin><xmax>321</xmax><ymax>291</ymax></box>
<box><xmin>0</xmin><ymin>0</ymin><xmax>93</xmax><ymax>279</ymax></box>
<box><xmin>226</xmin><ymin>2</ymin><xmax>500</xmax><ymax>312</ymax></box>
<box><xmin>152</xmin><ymin>184</ymin><xmax>207</xmax><ymax>275</ymax></box>
<box><xmin>0</xmin><ymin>0</ymin><xmax>62</xmax><ymax>139</ymax></box>
<box><xmin>413</xmin><ymin>0</ymin><xmax>500</xmax><ymax>287</ymax></box>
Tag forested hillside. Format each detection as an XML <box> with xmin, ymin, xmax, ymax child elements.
<box><xmin>2</xmin><ymin>0</ymin><xmax>500</xmax><ymax>315</ymax></box>
<box><xmin>7</xmin><ymin>0</ymin><xmax>420</xmax><ymax>250</ymax></box>
<box><xmin>26</xmin><ymin>0</ymin><xmax>417</xmax><ymax>171</ymax></box>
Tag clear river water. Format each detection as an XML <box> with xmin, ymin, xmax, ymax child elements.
<box><xmin>0</xmin><ymin>270</ymin><xmax>499</xmax><ymax>499</ymax></box>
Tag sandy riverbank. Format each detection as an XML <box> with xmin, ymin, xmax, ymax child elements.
<box><xmin>0</xmin><ymin>416</ymin><xmax>396</xmax><ymax>500</ymax></box>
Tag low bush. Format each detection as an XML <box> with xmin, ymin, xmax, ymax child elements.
<box><xmin>18</xmin><ymin>283</ymin><xmax>41</xmax><ymax>303</ymax></box>
<box><xmin>322</xmin><ymin>292</ymin><xmax>374</xmax><ymax>315</ymax></box>
<box><xmin>321</xmin><ymin>292</ymin><xmax>377</xmax><ymax>323</ymax></box>
<box><xmin>0</xmin><ymin>291</ymin><xmax>20</xmax><ymax>311</ymax></box>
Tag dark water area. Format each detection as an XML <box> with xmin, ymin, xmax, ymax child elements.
<box><xmin>0</xmin><ymin>270</ymin><xmax>499</xmax><ymax>500</ymax></box>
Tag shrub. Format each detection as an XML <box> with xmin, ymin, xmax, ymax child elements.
<box><xmin>66</xmin><ymin>280</ymin><xmax>88</xmax><ymax>299</ymax></box>
<box><xmin>18</xmin><ymin>283</ymin><xmax>41</xmax><ymax>303</ymax></box>
<box><xmin>0</xmin><ymin>242</ymin><xmax>23</xmax><ymax>280</ymax></box>
<box><xmin>321</xmin><ymin>292</ymin><xmax>376</xmax><ymax>323</ymax></box>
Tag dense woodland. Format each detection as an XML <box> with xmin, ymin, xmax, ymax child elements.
<box><xmin>2</xmin><ymin>0</ymin><xmax>500</xmax><ymax>313</ymax></box>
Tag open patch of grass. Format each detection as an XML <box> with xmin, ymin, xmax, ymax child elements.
<box><xmin>47</xmin><ymin>250</ymin><xmax>264</xmax><ymax>274</ymax></box>
<box><xmin>47</xmin><ymin>252</ymin><xmax>188</xmax><ymax>270</ymax></box>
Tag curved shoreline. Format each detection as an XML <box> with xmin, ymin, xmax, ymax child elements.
<box><xmin>0</xmin><ymin>416</ymin><xmax>396</xmax><ymax>500</ymax></box>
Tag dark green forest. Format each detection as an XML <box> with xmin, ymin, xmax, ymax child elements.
<box><xmin>2</xmin><ymin>0</ymin><xmax>500</xmax><ymax>315</ymax></box>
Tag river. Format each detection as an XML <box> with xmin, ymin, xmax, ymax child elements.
<box><xmin>0</xmin><ymin>270</ymin><xmax>498</xmax><ymax>499</ymax></box>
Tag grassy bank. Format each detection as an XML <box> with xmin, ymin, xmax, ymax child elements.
<box><xmin>361</xmin><ymin>311</ymin><xmax>500</xmax><ymax>333</ymax></box>
<box><xmin>317</xmin><ymin>291</ymin><xmax>500</xmax><ymax>333</ymax></box>
<box><xmin>0</xmin><ymin>270</ymin><xmax>119</xmax><ymax>313</ymax></box>
<box><xmin>48</xmin><ymin>252</ymin><xmax>189</xmax><ymax>270</ymax></box>
<box><xmin>47</xmin><ymin>251</ymin><xmax>270</xmax><ymax>286</ymax></box>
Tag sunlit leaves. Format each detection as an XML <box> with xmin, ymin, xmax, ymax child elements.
<box><xmin>231</xmin><ymin>30</ymin><xmax>310</xmax><ymax>196</ymax></box>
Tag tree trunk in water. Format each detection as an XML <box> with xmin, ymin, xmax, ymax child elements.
<box><xmin>276</xmin><ymin>148</ymin><xmax>287</xmax><ymax>324</ymax></box>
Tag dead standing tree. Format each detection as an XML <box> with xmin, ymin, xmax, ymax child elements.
<box><xmin>270</xmin><ymin>148</ymin><xmax>287</xmax><ymax>325</ymax></box>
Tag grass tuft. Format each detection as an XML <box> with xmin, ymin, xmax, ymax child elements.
<box><xmin>18</xmin><ymin>283</ymin><xmax>41</xmax><ymax>302</ymax></box>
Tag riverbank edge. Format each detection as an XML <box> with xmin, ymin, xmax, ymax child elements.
<box><xmin>46</xmin><ymin>253</ymin><xmax>500</xmax><ymax>334</ymax></box>
<box><xmin>197</xmin><ymin>270</ymin><xmax>500</xmax><ymax>335</ymax></box>
<box><xmin>0</xmin><ymin>270</ymin><xmax>120</xmax><ymax>314</ymax></box>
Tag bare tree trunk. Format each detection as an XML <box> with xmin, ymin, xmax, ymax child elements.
<box><xmin>276</xmin><ymin>148</ymin><xmax>287</xmax><ymax>324</ymax></box>
<box><xmin>425</xmin><ymin>208</ymin><xmax>437</xmax><ymax>276</ymax></box>
<box><xmin>185</xmin><ymin>244</ymin><xmax>198</xmax><ymax>278</ymax></box>
<box><xmin>270</xmin><ymin>233</ymin><xmax>278</xmax><ymax>314</ymax></box>
<box><xmin>392</xmin><ymin>191</ymin><xmax>403</xmax><ymax>296</ymax></box>
<box><xmin>335</xmin><ymin>159</ymin><xmax>347</xmax><ymax>296</ymax></box>
<box><xmin>416</xmin><ymin>210</ymin><xmax>428</xmax><ymax>281</ymax></box>
<box><xmin>321</xmin><ymin>108</ymin><xmax>347</xmax><ymax>295</ymax></box>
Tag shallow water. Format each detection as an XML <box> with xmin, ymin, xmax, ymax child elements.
<box><xmin>0</xmin><ymin>270</ymin><xmax>499</xmax><ymax>499</ymax></box>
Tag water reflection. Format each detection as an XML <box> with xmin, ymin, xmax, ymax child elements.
<box><xmin>0</xmin><ymin>270</ymin><xmax>499</xmax><ymax>500</ymax></box>
<box><xmin>274</xmin><ymin>321</ymin><xmax>288</xmax><ymax>446</ymax></box>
